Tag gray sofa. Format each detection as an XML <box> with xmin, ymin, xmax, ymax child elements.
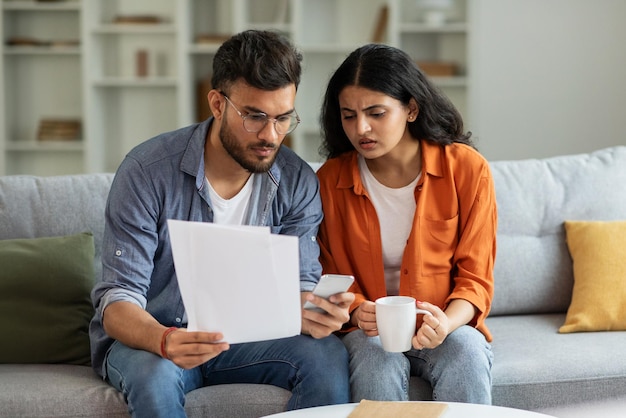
<box><xmin>1</xmin><ymin>146</ymin><xmax>625</xmax><ymax>417</ymax></box>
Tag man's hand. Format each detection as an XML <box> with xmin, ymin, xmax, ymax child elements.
<box><xmin>162</xmin><ymin>329</ymin><xmax>230</xmax><ymax>369</ymax></box>
<box><xmin>102</xmin><ymin>301</ymin><xmax>229</xmax><ymax>369</ymax></box>
<box><xmin>301</xmin><ymin>291</ymin><xmax>354</xmax><ymax>339</ymax></box>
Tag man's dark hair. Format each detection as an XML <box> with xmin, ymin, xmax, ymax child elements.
<box><xmin>211</xmin><ymin>30</ymin><xmax>303</xmax><ymax>94</ymax></box>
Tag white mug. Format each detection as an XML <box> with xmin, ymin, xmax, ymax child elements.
<box><xmin>375</xmin><ymin>296</ymin><xmax>432</xmax><ymax>352</ymax></box>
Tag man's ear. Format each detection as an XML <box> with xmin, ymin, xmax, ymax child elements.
<box><xmin>207</xmin><ymin>90</ymin><xmax>225</xmax><ymax>120</ymax></box>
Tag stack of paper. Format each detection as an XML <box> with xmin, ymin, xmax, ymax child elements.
<box><xmin>168</xmin><ymin>220</ymin><xmax>301</xmax><ymax>344</ymax></box>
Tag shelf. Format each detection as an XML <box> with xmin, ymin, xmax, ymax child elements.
<box><xmin>6</xmin><ymin>140</ymin><xmax>84</xmax><ymax>152</ymax></box>
<box><xmin>398</xmin><ymin>22</ymin><xmax>467</xmax><ymax>33</ymax></box>
<box><xmin>188</xmin><ymin>43</ymin><xmax>222</xmax><ymax>54</ymax></box>
<box><xmin>430</xmin><ymin>76</ymin><xmax>467</xmax><ymax>87</ymax></box>
<box><xmin>243</xmin><ymin>22</ymin><xmax>291</xmax><ymax>33</ymax></box>
<box><xmin>4</xmin><ymin>46</ymin><xmax>80</xmax><ymax>55</ymax></box>
<box><xmin>92</xmin><ymin>77</ymin><xmax>177</xmax><ymax>87</ymax></box>
<box><xmin>300</xmin><ymin>43</ymin><xmax>368</xmax><ymax>54</ymax></box>
<box><xmin>91</xmin><ymin>24</ymin><xmax>177</xmax><ymax>35</ymax></box>
<box><xmin>2</xmin><ymin>1</ymin><xmax>80</xmax><ymax>11</ymax></box>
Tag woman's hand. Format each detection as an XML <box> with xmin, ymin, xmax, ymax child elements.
<box><xmin>412</xmin><ymin>301</ymin><xmax>448</xmax><ymax>350</ymax></box>
<box><xmin>412</xmin><ymin>299</ymin><xmax>476</xmax><ymax>350</ymax></box>
<box><xmin>351</xmin><ymin>301</ymin><xmax>378</xmax><ymax>337</ymax></box>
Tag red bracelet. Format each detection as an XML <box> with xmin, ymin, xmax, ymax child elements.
<box><xmin>160</xmin><ymin>327</ymin><xmax>178</xmax><ymax>360</ymax></box>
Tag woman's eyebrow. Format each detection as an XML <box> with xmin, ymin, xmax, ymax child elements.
<box><xmin>340</xmin><ymin>104</ymin><xmax>385</xmax><ymax>112</ymax></box>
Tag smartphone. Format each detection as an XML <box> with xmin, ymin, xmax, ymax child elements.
<box><xmin>303</xmin><ymin>274</ymin><xmax>355</xmax><ymax>313</ymax></box>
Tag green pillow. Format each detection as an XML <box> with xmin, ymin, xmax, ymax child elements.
<box><xmin>0</xmin><ymin>232</ymin><xmax>95</xmax><ymax>365</ymax></box>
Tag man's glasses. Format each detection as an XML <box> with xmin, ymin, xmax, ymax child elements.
<box><xmin>221</xmin><ymin>92</ymin><xmax>300</xmax><ymax>135</ymax></box>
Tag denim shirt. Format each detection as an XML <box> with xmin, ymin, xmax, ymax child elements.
<box><xmin>89</xmin><ymin>118</ymin><xmax>323</xmax><ymax>378</ymax></box>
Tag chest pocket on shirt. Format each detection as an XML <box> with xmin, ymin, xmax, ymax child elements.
<box><xmin>422</xmin><ymin>214</ymin><xmax>459</xmax><ymax>273</ymax></box>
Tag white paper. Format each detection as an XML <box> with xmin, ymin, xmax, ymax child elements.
<box><xmin>168</xmin><ymin>219</ymin><xmax>301</xmax><ymax>344</ymax></box>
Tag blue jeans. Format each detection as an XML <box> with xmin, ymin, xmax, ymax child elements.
<box><xmin>106</xmin><ymin>334</ymin><xmax>350</xmax><ymax>418</ymax></box>
<box><xmin>341</xmin><ymin>325</ymin><xmax>493</xmax><ymax>404</ymax></box>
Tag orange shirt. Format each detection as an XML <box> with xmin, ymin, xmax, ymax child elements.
<box><xmin>317</xmin><ymin>141</ymin><xmax>496</xmax><ymax>341</ymax></box>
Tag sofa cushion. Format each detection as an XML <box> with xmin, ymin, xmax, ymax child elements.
<box><xmin>0</xmin><ymin>364</ymin><xmax>290</xmax><ymax>418</ymax></box>
<box><xmin>559</xmin><ymin>220</ymin><xmax>626</xmax><ymax>333</ymax></box>
<box><xmin>489</xmin><ymin>146</ymin><xmax>626</xmax><ymax>316</ymax></box>
<box><xmin>487</xmin><ymin>314</ymin><xmax>626</xmax><ymax>410</ymax></box>
<box><xmin>0</xmin><ymin>232</ymin><xmax>95</xmax><ymax>365</ymax></box>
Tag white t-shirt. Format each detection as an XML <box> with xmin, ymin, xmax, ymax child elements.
<box><xmin>206</xmin><ymin>174</ymin><xmax>255</xmax><ymax>225</ymax></box>
<box><xmin>358</xmin><ymin>155</ymin><xmax>420</xmax><ymax>295</ymax></box>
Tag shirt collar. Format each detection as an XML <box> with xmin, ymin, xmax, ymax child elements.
<box><xmin>180</xmin><ymin>118</ymin><xmax>212</xmax><ymax>188</ymax></box>
<box><xmin>335</xmin><ymin>139</ymin><xmax>444</xmax><ymax>192</ymax></box>
<box><xmin>421</xmin><ymin>140</ymin><xmax>445</xmax><ymax>178</ymax></box>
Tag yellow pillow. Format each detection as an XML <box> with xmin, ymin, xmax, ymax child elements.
<box><xmin>559</xmin><ymin>220</ymin><xmax>626</xmax><ymax>333</ymax></box>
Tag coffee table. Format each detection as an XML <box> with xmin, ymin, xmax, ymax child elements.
<box><xmin>262</xmin><ymin>402</ymin><xmax>557</xmax><ymax>417</ymax></box>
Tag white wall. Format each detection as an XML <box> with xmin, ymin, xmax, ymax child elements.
<box><xmin>469</xmin><ymin>0</ymin><xmax>626</xmax><ymax>161</ymax></box>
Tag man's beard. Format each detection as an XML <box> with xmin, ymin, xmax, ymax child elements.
<box><xmin>219</xmin><ymin>122</ymin><xmax>278</xmax><ymax>173</ymax></box>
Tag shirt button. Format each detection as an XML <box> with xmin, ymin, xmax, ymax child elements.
<box><xmin>175</xmin><ymin>317</ymin><xmax>182</xmax><ymax>323</ymax></box>
<box><xmin>115</xmin><ymin>250</ymin><xmax>122</xmax><ymax>256</ymax></box>
<box><xmin>403</xmin><ymin>268</ymin><xmax>409</xmax><ymax>275</ymax></box>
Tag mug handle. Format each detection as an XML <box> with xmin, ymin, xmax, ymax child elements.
<box><xmin>415</xmin><ymin>308</ymin><xmax>433</xmax><ymax>316</ymax></box>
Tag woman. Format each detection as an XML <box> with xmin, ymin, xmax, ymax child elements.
<box><xmin>317</xmin><ymin>43</ymin><xmax>496</xmax><ymax>404</ymax></box>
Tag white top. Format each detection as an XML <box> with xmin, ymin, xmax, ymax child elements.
<box><xmin>206</xmin><ymin>174</ymin><xmax>255</xmax><ymax>225</ymax></box>
<box><xmin>358</xmin><ymin>155</ymin><xmax>420</xmax><ymax>295</ymax></box>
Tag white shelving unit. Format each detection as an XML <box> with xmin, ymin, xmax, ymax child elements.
<box><xmin>291</xmin><ymin>0</ymin><xmax>389</xmax><ymax>161</ymax></box>
<box><xmin>0</xmin><ymin>0</ymin><xmax>469</xmax><ymax>175</ymax></box>
<box><xmin>390</xmin><ymin>0</ymin><xmax>469</xmax><ymax>121</ymax></box>
<box><xmin>1</xmin><ymin>0</ymin><xmax>83</xmax><ymax>175</ymax></box>
<box><xmin>82</xmin><ymin>0</ymin><xmax>179</xmax><ymax>173</ymax></box>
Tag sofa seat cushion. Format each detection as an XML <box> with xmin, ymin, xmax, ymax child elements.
<box><xmin>0</xmin><ymin>364</ymin><xmax>128</xmax><ymax>418</ymax></box>
<box><xmin>487</xmin><ymin>314</ymin><xmax>626</xmax><ymax>410</ymax></box>
<box><xmin>0</xmin><ymin>364</ymin><xmax>290</xmax><ymax>418</ymax></box>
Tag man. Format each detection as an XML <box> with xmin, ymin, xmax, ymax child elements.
<box><xmin>89</xmin><ymin>30</ymin><xmax>353</xmax><ymax>418</ymax></box>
